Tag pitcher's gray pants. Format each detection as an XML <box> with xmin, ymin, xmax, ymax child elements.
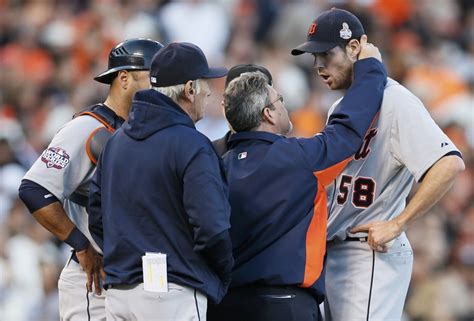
<box><xmin>325</xmin><ymin>233</ymin><xmax>413</xmax><ymax>321</ymax></box>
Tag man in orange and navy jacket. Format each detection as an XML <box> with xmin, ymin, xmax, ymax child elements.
<box><xmin>207</xmin><ymin>43</ymin><xmax>387</xmax><ymax>321</ymax></box>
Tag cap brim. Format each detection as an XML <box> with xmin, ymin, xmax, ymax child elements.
<box><xmin>94</xmin><ymin>70</ymin><xmax>118</xmax><ymax>84</ymax></box>
<box><xmin>291</xmin><ymin>41</ymin><xmax>338</xmax><ymax>56</ymax></box>
<box><xmin>94</xmin><ymin>66</ymin><xmax>149</xmax><ymax>84</ymax></box>
<box><xmin>202</xmin><ymin>67</ymin><xmax>228</xmax><ymax>79</ymax></box>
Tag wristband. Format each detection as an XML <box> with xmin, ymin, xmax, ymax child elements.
<box><xmin>64</xmin><ymin>227</ymin><xmax>90</xmax><ymax>252</ymax></box>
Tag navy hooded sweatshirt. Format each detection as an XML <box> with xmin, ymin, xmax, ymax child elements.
<box><xmin>88</xmin><ymin>89</ymin><xmax>233</xmax><ymax>304</ymax></box>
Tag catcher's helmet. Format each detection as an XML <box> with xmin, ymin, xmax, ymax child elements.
<box><xmin>94</xmin><ymin>38</ymin><xmax>164</xmax><ymax>84</ymax></box>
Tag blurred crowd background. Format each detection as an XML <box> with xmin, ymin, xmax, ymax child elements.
<box><xmin>0</xmin><ymin>0</ymin><xmax>472</xmax><ymax>320</ymax></box>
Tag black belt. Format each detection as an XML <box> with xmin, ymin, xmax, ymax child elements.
<box><xmin>227</xmin><ymin>284</ymin><xmax>312</xmax><ymax>299</ymax></box>
<box><xmin>70</xmin><ymin>250</ymin><xmax>104</xmax><ymax>263</ymax></box>
<box><xmin>345</xmin><ymin>236</ymin><xmax>367</xmax><ymax>242</ymax></box>
<box><xmin>225</xmin><ymin>284</ymin><xmax>323</xmax><ymax>304</ymax></box>
<box><xmin>71</xmin><ymin>251</ymin><xmax>79</xmax><ymax>263</ymax></box>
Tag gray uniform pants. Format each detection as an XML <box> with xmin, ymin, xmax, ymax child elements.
<box><xmin>58</xmin><ymin>257</ymin><xmax>106</xmax><ymax>321</ymax></box>
<box><xmin>325</xmin><ymin>233</ymin><xmax>413</xmax><ymax>321</ymax></box>
<box><xmin>106</xmin><ymin>283</ymin><xmax>207</xmax><ymax>321</ymax></box>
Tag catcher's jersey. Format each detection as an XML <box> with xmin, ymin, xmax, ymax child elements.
<box><xmin>326</xmin><ymin>78</ymin><xmax>459</xmax><ymax>241</ymax></box>
<box><xmin>23</xmin><ymin>116</ymin><xmax>104</xmax><ymax>251</ymax></box>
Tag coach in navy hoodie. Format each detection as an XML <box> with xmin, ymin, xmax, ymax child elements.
<box><xmin>88</xmin><ymin>42</ymin><xmax>233</xmax><ymax>320</ymax></box>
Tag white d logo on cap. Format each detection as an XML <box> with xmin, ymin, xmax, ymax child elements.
<box><xmin>339</xmin><ymin>22</ymin><xmax>352</xmax><ymax>40</ymax></box>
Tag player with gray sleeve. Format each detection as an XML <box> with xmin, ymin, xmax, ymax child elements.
<box><xmin>18</xmin><ymin>39</ymin><xmax>163</xmax><ymax>321</ymax></box>
<box><xmin>292</xmin><ymin>8</ymin><xmax>465</xmax><ymax>321</ymax></box>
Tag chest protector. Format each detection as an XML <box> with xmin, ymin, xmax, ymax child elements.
<box><xmin>74</xmin><ymin>104</ymin><xmax>125</xmax><ymax>165</ymax></box>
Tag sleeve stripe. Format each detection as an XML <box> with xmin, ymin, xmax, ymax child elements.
<box><xmin>314</xmin><ymin>157</ymin><xmax>352</xmax><ymax>187</ymax></box>
<box><xmin>301</xmin><ymin>180</ymin><xmax>327</xmax><ymax>287</ymax></box>
<box><xmin>312</xmin><ymin>113</ymin><xmax>378</xmax><ymax>185</ymax></box>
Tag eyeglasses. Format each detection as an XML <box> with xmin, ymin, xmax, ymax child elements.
<box><xmin>263</xmin><ymin>94</ymin><xmax>284</xmax><ymax>109</ymax></box>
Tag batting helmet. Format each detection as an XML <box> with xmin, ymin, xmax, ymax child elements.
<box><xmin>94</xmin><ymin>38</ymin><xmax>164</xmax><ymax>84</ymax></box>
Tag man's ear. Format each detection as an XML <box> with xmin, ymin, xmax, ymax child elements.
<box><xmin>220</xmin><ymin>100</ymin><xmax>225</xmax><ymax>114</ymax></box>
<box><xmin>262</xmin><ymin>107</ymin><xmax>276</xmax><ymax>125</ymax></box>
<box><xmin>183</xmin><ymin>80</ymin><xmax>195</xmax><ymax>103</ymax></box>
<box><xmin>117</xmin><ymin>70</ymin><xmax>129</xmax><ymax>89</ymax></box>
<box><xmin>346</xmin><ymin>39</ymin><xmax>361</xmax><ymax>61</ymax></box>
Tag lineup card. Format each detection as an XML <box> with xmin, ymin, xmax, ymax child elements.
<box><xmin>142</xmin><ymin>252</ymin><xmax>168</xmax><ymax>293</ymax></box>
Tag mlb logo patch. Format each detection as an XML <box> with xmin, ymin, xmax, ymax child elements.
<box><xmin>238</xmin><ymin>152</ymin><xmax>247</xmax><ymax>160</ymax></box>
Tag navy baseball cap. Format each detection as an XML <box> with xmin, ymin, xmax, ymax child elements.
<box><xmin>150</xmin><ymin>42</ymin><xmax>228</xmax><ymax>87</ymax></box>
<box><xmin>291</xmin><ymin>8</ymin><xmax>365</xmax><ymax>55</ymax></box>
<box><xmin>225</xmin><ymin>64</ymin><xmax>273</xmax><ymax>87</ymax></box>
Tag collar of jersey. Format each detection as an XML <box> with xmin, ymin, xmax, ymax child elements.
<box><xmin>229</xmin><ymin>131</ymin><xmax>284</xmax><ymax>144</ymax></box>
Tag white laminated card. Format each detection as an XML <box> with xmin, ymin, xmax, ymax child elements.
<box><xmin>142</xmin><ymin>252</ymin><xmax>168</xmax><ymax>293</ymax></box>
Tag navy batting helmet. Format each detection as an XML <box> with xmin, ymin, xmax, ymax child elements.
<box><xmin>94</xmin><ymin>38</ymin><xmax>164</xmax><ymax>84</ymax></box>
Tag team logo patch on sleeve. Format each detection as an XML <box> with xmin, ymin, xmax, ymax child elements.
<box><xmin>41</xmin><ymin>147</ymin><xmax>70</xmax><ymax>169</ymax></box>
